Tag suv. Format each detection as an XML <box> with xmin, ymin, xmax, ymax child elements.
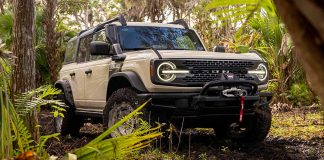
<box><xmin>54</xmin><ymin>15</ymin><xmax>272</xmax><ymax>142</ymax></box>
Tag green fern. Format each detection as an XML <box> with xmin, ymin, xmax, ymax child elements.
<box><xmin>15</xmin><ymin>85</ymin><xmax>66</xmax><ymax>117</ymax></box>
<box><xmin>0</xmin><ymin>71</ymin><xmax>65</xmax><ymax>159</ymax></box>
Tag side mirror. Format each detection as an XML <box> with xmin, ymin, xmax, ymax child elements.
<box><xmin>213</xmin><ymin>45</ymin><xmax>226</xmax><ymax>52</ymax></box>
<box><xmin>90</xmin><ymin>41</ymin><xmax>110</xmax><ymax>55</ymax></box>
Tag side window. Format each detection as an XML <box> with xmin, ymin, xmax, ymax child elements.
<box><xmin>64</xmin><ymin>39</ymin><xmax>77</xmax><ymax>64</ymax></box>
<box><xmin>77</xmin><ymin>35</ymin><xmax>93</xmax><ymax>63</ymax></box>
<box><xmin>90</xmin><ymin>30</ymin><xmax>109</xmax><ymax>61</ymax></box>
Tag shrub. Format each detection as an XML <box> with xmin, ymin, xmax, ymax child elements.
<box><xmin>287</xmin><ymin>83</ymin><xmax>312</xmax><ymax>106</ymax></box>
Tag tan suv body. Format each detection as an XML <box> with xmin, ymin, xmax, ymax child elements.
<box><xmin>55</xmin><ymin>15</ymin><xmax>272</xmax><ymax>142</ymax></box>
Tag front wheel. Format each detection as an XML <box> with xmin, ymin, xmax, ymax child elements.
<box><xmin>214</xmin><ymin>103</ymin><xmax>272</xmax><ymax>143</ymax></box>
<box><xmin>104</xmin><ymin>88</ymin><xmax>145</xmax><ymax>137</ymax></box>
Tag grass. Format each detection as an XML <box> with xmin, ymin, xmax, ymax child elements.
<box><xmin>270</xmin><ymin>108</ymin><xmax>324</xmax><ymax>140</ymax></box>
<box><xmin>134</xmin><ymin>108</ymin><xmax>324</xmax><ymax>159</ymax></box>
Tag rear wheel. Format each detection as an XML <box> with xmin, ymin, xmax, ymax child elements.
<box><xmin>55</xmin><ymin>92</ymin><xmax>83</xmax><ymax>137</ymax></box>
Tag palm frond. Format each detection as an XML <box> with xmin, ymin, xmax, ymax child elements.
<box><xmin>73</xmin><ymin>99</ymin><xmax>163</xmax><ymax>160</ymax></box>
<box><xmin>15</xmin><ymin>85</ymin><xmax>66</xmax><ymax>117</ymax></box>
<box><xmin>0</xmin><ymin>82</ymin><xmax>14</xmax><ymax>158</ymax></box>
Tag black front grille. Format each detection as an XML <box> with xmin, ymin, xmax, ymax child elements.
<box><xmin>183</xmin><ymin>60</ymin><xmax>255</xmax><ymax>69</ymax></box>
<box><xmin>152</xmin><ymin>59</ymin><xmax>261</xmax><ymax>86</ymax></box>
<box><xmin>181</xmin><ymin>60</ymin><xmax>257</xmax><ymax>83</ymax></box>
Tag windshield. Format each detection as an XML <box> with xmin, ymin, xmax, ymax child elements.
<box><xmin>118</xmin><ymin>26</ymin><xmax>205</xmax><ymax>51</ymax></box>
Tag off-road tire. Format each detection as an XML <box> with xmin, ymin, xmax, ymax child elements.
<box><xmin>103</xmin><ymin>88</ymin><xmax>147</xmax><ymax>137</ymax></box>
<box><xmin>243</xmin><ymin>104</ymin><xmax>272</xmax><ymax>142</ymax></box>
<box><xmin>230</xmin><ymin>104</ymin><xmax>272</xmax><ymax>143</ymax></box>
<box><xmin>213</xmin><ymin>103</ymin><xmax>271</xmax><ymax>143</ymax></box>
<box><xmin>55</xmin><ymin>93</ymin><xmax>82</xmax><ymax>137</ymax></box>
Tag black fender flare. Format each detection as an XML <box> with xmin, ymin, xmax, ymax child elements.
<box><xmin>54</xmin><ymin>80</ymin><xmax>75</xmax><ymax>107</ymax></box>
<box><xmin>107</xmin><ymin>72</ymin><xmax>147</xmax><ymax>96</ymax></box>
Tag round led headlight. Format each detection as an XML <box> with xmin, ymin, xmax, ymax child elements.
<box><xmin>248</xmin><ymin>63</ymin><xmax>268</xmax><ymax>81</ymax></box>
<box><xmin>157</xmin><ymin>62</ymin><xmax>177</xmax><ymax>82</ymax></box>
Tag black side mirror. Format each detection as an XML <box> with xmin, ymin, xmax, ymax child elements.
<box><xmin>213</xmin><ymin>45</ymin><xmax>226</xmax><ymax>52</ymax></box>
<box><xmin>90</xmin><ymin>41</ymin><xmax>110</xmax><ymax>55</ymax></box>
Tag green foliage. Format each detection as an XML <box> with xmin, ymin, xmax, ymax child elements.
<box><xmin>0</xmin><ymin>84</ymin><xmax>64</xmax><ymax>159</ymax></box>
<box><xmin>271</xmin><ymin>110</ymin><xmax>324</xmax><ymax>140</ymax></box>
<box><xmin>0</xmin><ymin>12</ymin><xmax>13</xmax><ymax>50</ymax></box>
<box><xmin>287</xmin><ymin>83</ymin><xmax>313</xmax><ymax>106</ymax></box>
<box><xmin>206</xmin><ymin>0</ymin><xmax>317</xmax><ymax>106</ymax></box>
<box><xmin>198</xmin><ymin>152</ymin><xmax>208</xmax><ymax>160</ymax></box>
<box><xmin>15</xmin><ymin>85</ymin><xmax>66</xmax><ymax>117</ymax></box>
<box><xmin>72</xmin><ymin>99</ymin><xmax>162</xmax><ymax>160</ymax></box>
<box><xmin>0</xmin><ymin>58</ymin><xmax>65</xmax><ymax>158</ymax></box>
<box><xmin>0</xmin><ymin>8</ymin><xmax>76</xmax><ymax>85</ymax></box>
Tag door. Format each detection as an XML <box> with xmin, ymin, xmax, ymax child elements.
<box><xmin>59</xmin><ymin>38</ymin><xmax>86</xmax><ymax>108</ymax></box>
<box><xmin>72</xmin><ymin>33</ymin><xmax>94</xmax><ymax>109</ymax></box>
<box><xmin>60</xmin><ymin>63</ymin><xmax>86</xmax><ymax>107</ymax></box>
<box><xmin>83</xmin><ymin>30</ymin><xmax>111</xmax><ymax>110</ymax></box>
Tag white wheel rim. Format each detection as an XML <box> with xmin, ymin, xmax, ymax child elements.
<box><xmin>109</xmin><ymin>102</ymin><xmax>137</xmax><ymax>136</ymax></box>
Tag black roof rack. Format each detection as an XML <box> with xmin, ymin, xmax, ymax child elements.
<box><xmin>168</xmin><ymin>19</ymin><xmax>189</xmax><ymax>29</ymax></box>
<box><xmin>78</xmin><ymin>14</ymin><xmax>127</xmax><ymax>36</ymax></box>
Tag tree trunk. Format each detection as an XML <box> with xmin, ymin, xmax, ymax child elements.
<box><xmin>273</xmin><ymin>0</ymin><xmax>324</xmax><ymax>105</ymax></box>
<box><xmin>0</xmin><ymin>0</ymin><xmax>4</xmax><ymax>14</ymax></box>
<box><xmin>43</xmin><ymin>0</ymin><xmax>60</xmax><ymax>84</ymax></box>
<box><xmin>12</xmin><ymin>0</ymin><xmax>38</xmax><ymax>141</ymax></box>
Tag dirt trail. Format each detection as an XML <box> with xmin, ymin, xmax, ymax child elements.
<box><xmin>39</xmin><ymin>111</ymin><xmax>324</xmax><ymax>160</ymax></box>
<box><xmin>173</xmin><ymin>130</ymin><xmax>323</xmax><ymax>160</ymax></box>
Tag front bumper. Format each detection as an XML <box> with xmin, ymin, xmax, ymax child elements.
<box><xmin>137</xmin><ymin>80</ymin><xmax>272</xmax><ymax>126</ymax></box>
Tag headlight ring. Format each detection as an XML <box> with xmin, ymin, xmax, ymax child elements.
<box><xmin>157</xmin><ymin>62</ymin><xmax>177</xmax><ymax>82</ymax></box>
<box><xmin>248</xmin><ymin>63</ymin><xmax>268</xmax><ymax>81</ymax></box>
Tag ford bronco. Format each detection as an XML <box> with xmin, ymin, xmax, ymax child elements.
<box><xmin>54</xmin><ymin>15</ymin><xmax>272</xmax><ymax>142</ymax></box>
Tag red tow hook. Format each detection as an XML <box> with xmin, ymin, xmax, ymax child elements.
<box><xmin>239</xmin><ymin>96</ymin><xmax>245</xmax><ymax>123</ymax></box>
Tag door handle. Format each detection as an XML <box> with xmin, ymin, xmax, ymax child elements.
<box><xmin>69</xmin><ymin>72</ymin><xmax>75</xmax><ymax>77</ymax></box>
<box><xmin>85</xmin><ymin>69</ymin><xmax>92</xmax><ymax>75</ymax></box>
